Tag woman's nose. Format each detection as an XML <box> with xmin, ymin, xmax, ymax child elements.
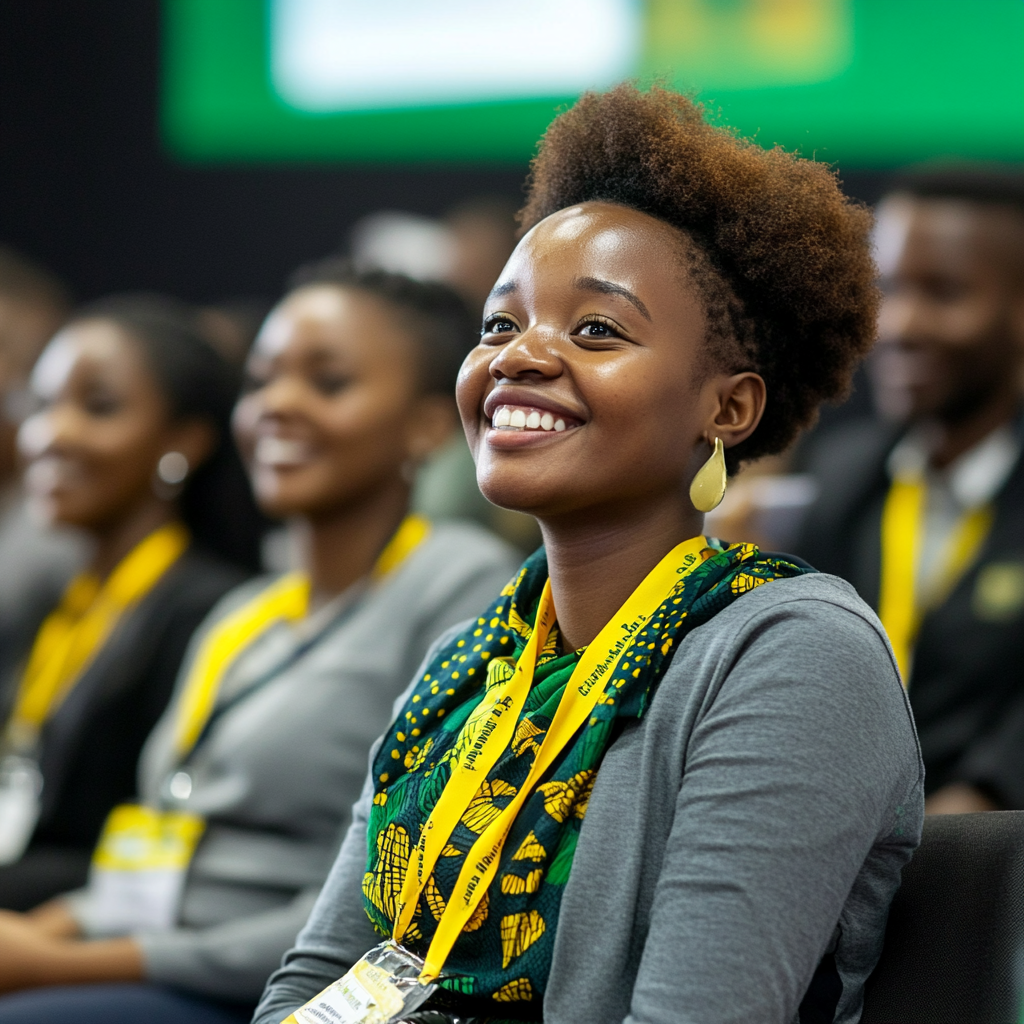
<box><xmin>17</xmin><ymin>407</ymin><xmax>64</xmax><ymax>459</ymax></box>
<box><xmin>488</xmin><ymin>326</ymin><xmax>562</xmax><ymax>381</ymax></box>
<box><xmin>251</xmin><ymin>373</ymin><xmax>307</xmax><ymax>415</ymax></box>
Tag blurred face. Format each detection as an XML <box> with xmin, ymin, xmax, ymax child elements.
<box><xmin>871</xmin><ymin>195</ymin><xmax>1024</xmax><ymax>423</ymax></box>
<box><xmin>0</xmin><ymin>296</ymin><xmax>65</xmax><ymax>485</ymax></box>
<box><xmin>457</xmin><ymin>202</ymin><xmax>760</xmax><ymax>519</ymax></box>
<box><xmin>18</xmin><ymin>320</ymin><xmax>180</xmax><ymax>531</ymax></box>
<box><xmin>234</xmin><ymin>285</ymin><xmax>453</xmax><ymax>520</ymax></box>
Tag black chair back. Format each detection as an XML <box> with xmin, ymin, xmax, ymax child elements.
<box><xmin>862</xmin><ymin>810</ymin><xmax>1024</xmax><ymax>1023</ymax></box>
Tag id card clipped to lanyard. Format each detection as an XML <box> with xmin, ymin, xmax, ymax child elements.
<box><xmin>0</xmin><ymin>524</ymin><xmax>188</xmax><ymax>866</ymax></box>
<box><xmin>88</xmin><ymin>516</ymin><xmax>431</xmax><ymax>935</ymax></box>
<box><xmin>284</xmin><ymin>536</ymin><xmax>711</xmax><ymax>1024</ymax></box>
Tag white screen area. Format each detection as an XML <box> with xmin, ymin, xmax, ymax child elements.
<box><xmin>271</xmin><ymin>0</ymin><xmax>642</xmax><ymax>112</ymax></box>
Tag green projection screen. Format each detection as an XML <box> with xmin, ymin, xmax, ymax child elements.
<box><xmin>163</xmin><ymin>0</ymin><xmax>1024</xmax><ymax>166</ymax></box>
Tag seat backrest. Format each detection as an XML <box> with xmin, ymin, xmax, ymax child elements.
<box><xmin>861</xmin><ymin>810</ymin><xmax>1024</xmax><ymax>1024</ymax></box>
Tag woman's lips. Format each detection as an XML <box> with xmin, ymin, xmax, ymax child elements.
<box><xmin>484</xmin><ymin>404</ymin><xmax>581</xmax><ymax>449</ymax></box>
<box><xmin>24</xmin><ymin>456</ymin><xmax>85</xmax><ymax>494</ymax></box>
<box><xmin>253</xmin><ymin>436</ymin><xmax>316</xmax><ymax>468</ymax></box>
<box><xmin>488</xmin><ymin>404</ymin><xmax>580</xmax><ymax>433</ymax></box>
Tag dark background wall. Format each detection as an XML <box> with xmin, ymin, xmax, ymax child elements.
<box><xmin>0</xmin><ymin>0</ymin><xmax>886</xmax><ymax>305</ymax></box>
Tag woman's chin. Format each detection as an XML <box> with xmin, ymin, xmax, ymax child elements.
<box><xmin>476</xmin><ymin>475</ymin><xmax>565</xmax><ymax>521</ymax></box>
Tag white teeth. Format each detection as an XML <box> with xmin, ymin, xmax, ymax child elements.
<box><xmin>255</xmin><ymin>437</ymin><xmax>311</xmax><ymax>466</ymax></box>
<box><xmin>490</xmin><ymin>405</ymin><xmax>575</xmax><ymax>433</ymax></box>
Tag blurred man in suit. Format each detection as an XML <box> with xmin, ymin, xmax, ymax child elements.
<box><xmin>797</xmin><ymin>166</ymin><xmax>1024</xmax><ymax>814</ymax></box>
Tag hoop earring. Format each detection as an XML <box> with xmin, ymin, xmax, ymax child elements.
<box><xmin>153</xmin><ymin>451</ymin><xmax>189</xmax><ymax>500</ymax></box>
<box><xmin>689</xmin><ymin>437</ymin><xmax>727</xmax><ymax>513</ymax></box>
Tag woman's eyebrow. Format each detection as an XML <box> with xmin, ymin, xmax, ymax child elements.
<box><xmin>573</xmin><ymin>276</ymin><xmax>651</xmax><ymax>321</ymax></box>
<box><xmin>488</xmin><ymin>280</ymin><xmax>518</xmax><ymax>300</ymax></box>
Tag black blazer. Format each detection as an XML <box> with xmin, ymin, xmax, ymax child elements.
<box><xmin>0</xmin><ymin>546</ymin><xmax>246</xmax><ymax>851</ymax></box>
<box><xmin>796</xmin><ymin>418</ymin><xmax>1024</xmax><ymax>808</ymax></box>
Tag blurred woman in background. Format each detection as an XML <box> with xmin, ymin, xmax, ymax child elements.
<box><xmin>0</xmin><ymin>296</ymin><xmax>259</xmax><ymax>910</ymax></box>
<box><xmin>0</xmin><ymin>265</ymin><xmax>517</xmax><ymax>1024</ymax></box>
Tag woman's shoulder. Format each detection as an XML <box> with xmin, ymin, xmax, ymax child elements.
<box><xmin>397</xmin><ymin>519</ymin><xmax>522</xmax><ymax>595</ymax></box>
<box><xmin>667</xmin><ymin>569</ymin><xmax>906</xmax><ymax>714</ymax></box>
<box><xmin>708</xmin><ymin>568</ymin><xmax>888</xmax><ymax>643</ymax></box>
<box><xmin>655</xmin><ymin>568</ymin><xmax>923</xmax><ymax>784</ymax></box>
<box><xmin>171</xmin><ymin>546</ymin><xmax>252</xmax><ymax>599</ymax></box>
<box><xmin>180</xmin><ymin>569</ymin><xmax>284</xmax><ymax>633</ymax></box>
<box><xmin>419</xmin><ymin>519</ymin><xmax>522</xmax><ymax>567</ymax></box>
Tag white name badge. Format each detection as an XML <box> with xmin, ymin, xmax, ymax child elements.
<box><xmin>87</xmin><ymin>804</ymin><xmax>204</xmax><ymax>934</ymax></box>
<box><xmin>0</xmin><ymin>755</ymin><xmax>42</xmax><ymax>865</ymax></box>
<box><xmin>284</xmin><ymin>942</ymin><xmax>436</xmax><ymax>1024</ymax></box>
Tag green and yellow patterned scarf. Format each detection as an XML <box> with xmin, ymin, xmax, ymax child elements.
<box><xmin>362</xmin><ymin>538</ymin><xmax>812</xmax><ymax>1016</ymax></box>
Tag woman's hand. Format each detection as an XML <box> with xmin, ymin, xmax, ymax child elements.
<box><xmin>26</xmin><ymin>897</ymin><xmax>83</xmax><ymax>937</ymax></box>
<box><xmin>0</xmin><ymin>910</ymin><xmax>64</xmax><ymax>991</ymax></box>
<box><xmin>0</xmin><ymin>909</ymin><xmax>144</xmax><ymax>993</ymax></box>
<box><xmin>26</xmin><ymin>898</ymin><xmax>83</xmax><ymax>939</ymax></box>
<box><xmin>925</xmin><ymin>782</ymin><xmax>999</xmax><ymax>815</ymax></box>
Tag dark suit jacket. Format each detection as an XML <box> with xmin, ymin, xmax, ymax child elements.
<box><xmin>796</xmin><ymin>418</ymin><xmax>1024</xmax><ymax>808</ymax></box>
<box><xmin>0</xmin><ymin>546</ymin><xmax>245</xmax><ymax>851</ymax></box>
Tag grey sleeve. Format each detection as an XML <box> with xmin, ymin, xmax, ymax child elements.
<box><xmin>622</xmin><ymin>600</ymin><xmax>923</xmax><ymax>1024</ymax></box>
<box><xmin>251</xmin><ymin>760</ymin><xmax>382</xmax><ymax>1024</ymax></box>
<box><xmin>137</xmin><ymin>889</ymin><xmax>325</xmax><ymax>1003</ymax></box>
<box><xmin>251</xmin><ymin>629</ymin><xmax>467</xmax><ymax>1024</ymax></box>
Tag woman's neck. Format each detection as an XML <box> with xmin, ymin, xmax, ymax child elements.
<box><xmin>89</xmin><ymin>498</ymin><xmax>177</xmax><ymax>581</ymax></box>
<box><xmin>540</xmin><ymin>496</ymin><xmax>704</xmax><ymax>652</ymax></box>
<box><xmin>297</xmin><ymin>478</ymin><xmax>412</xmax><ymax>606</ymax></box>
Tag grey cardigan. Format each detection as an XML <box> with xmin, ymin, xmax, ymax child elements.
<box><xmin>254</xmin><ymin>573</ymin><xmax>924</xmax><ymax>1024</ymax></box>
<box><xmin>67</xmin><ymin>521</ymin><xmax>519</xmax><ymax>1003</ymax></box>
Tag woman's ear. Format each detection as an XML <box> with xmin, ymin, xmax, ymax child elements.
<box><xmin>405</xmin><ymin>395</ymin><xmax>459</xmax><ymax>464</ymax></box>
<box><xmin>164</xmin><ymin>418</ymin><xmax>217</xmax><ymax>474</ymax></box>
<box><xmin>709</xmin><ymin>372</ymin><xmax>766</xmax><ymax>449</ymax></box>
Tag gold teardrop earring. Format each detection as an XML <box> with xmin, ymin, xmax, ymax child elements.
<box><xmin>689</xmin><ymin>436</ymin><xmax>727</xmax><ymax>513</ymax></box>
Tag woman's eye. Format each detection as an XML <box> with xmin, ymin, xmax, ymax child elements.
<box><xmin>82</xmin><ymin>390</ymin><xmax>121</xmax><ymax>416</ymax></box>
<box><xmin>311</xmin><ymin>373</ymin><xmax>351</xmax><ymax>397</ymax></box>
<box><xmin>482</xmin><ymin>316</ymin><xmax>518</xmax><ymax>337</ymax></box>
<box><xmin>576</xmin><ymin>319</ymin><xmax>620</xmax><ymax>341</ymax></box>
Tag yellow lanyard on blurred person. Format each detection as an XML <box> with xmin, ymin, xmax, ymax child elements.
<box><xmin>878</xmin><ymin>476</ymin><xmax>992</xmax><ymax>684</ymax></box>
<box><xmin>170</xmin><ymin>513</ymin><xmax>431</xmax><ymax>759</ymax></box>
<box><xmin>5</xmin><ymin>523</ymin><xmax>189</xmax><ymax>752</ymax></box>
<box><xmin>88</xmin><ymin>514</ymin><xmax>432</xmax><ymax>936</ymax></box>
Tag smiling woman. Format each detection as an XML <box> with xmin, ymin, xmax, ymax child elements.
<box><xmin>248</xmin><ymin>85</ymin><xmax>924</xmax><ymax>1024</ymax></box>
<box><xmin>0</xmin><ymin>296</ymin><xmax>255</xmax><ymax>911</ymax></box>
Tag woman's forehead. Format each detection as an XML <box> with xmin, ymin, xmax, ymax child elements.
<box><xmin>32</xmin><ymin>320</ymin><xmax>141</xmax><ymax>394</ymax></box>
<box><xmin>493</xmin><ymin>203</ymin><xmax>691</xmax><ymax>309</ymax></box>
<box><xmin>253</xmin><ymin>285</ymin><xmax>413</xmax><ymax>365</ymax></box>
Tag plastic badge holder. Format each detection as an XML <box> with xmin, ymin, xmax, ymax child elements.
<box><xmin>285</xmin><ymin>941</ymin><xmax>438</xmax><ymax>1024</ymax></box>
<box><xmin>0</xmin><ymin>755</ymin><xmax>43</xmax><ymax>865</ymax></box>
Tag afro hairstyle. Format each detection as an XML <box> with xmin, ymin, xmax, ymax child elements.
<box><xmin>519</xmin><ymin>84</ymin><xmax>879</xmax><ymax>471</ymax></box>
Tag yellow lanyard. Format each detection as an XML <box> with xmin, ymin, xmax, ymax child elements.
<box><xmin>171</xmin><ymin>514</ymin><xmax>432</xmax><ymax>759</ymax></box>
<box><xmin>878</xmin><ymin>476</ymin><xmax>992</xmax><ymax>684</ymax></box>
<box><xmin>392</xmin><ymin>534</ymin><xmax>712</xmax><ymax>983</ymax></box>
<box><xmin>6</xmin><ymin>523</ymin><xmax>189</xmax><ymax>752</ymax></box>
